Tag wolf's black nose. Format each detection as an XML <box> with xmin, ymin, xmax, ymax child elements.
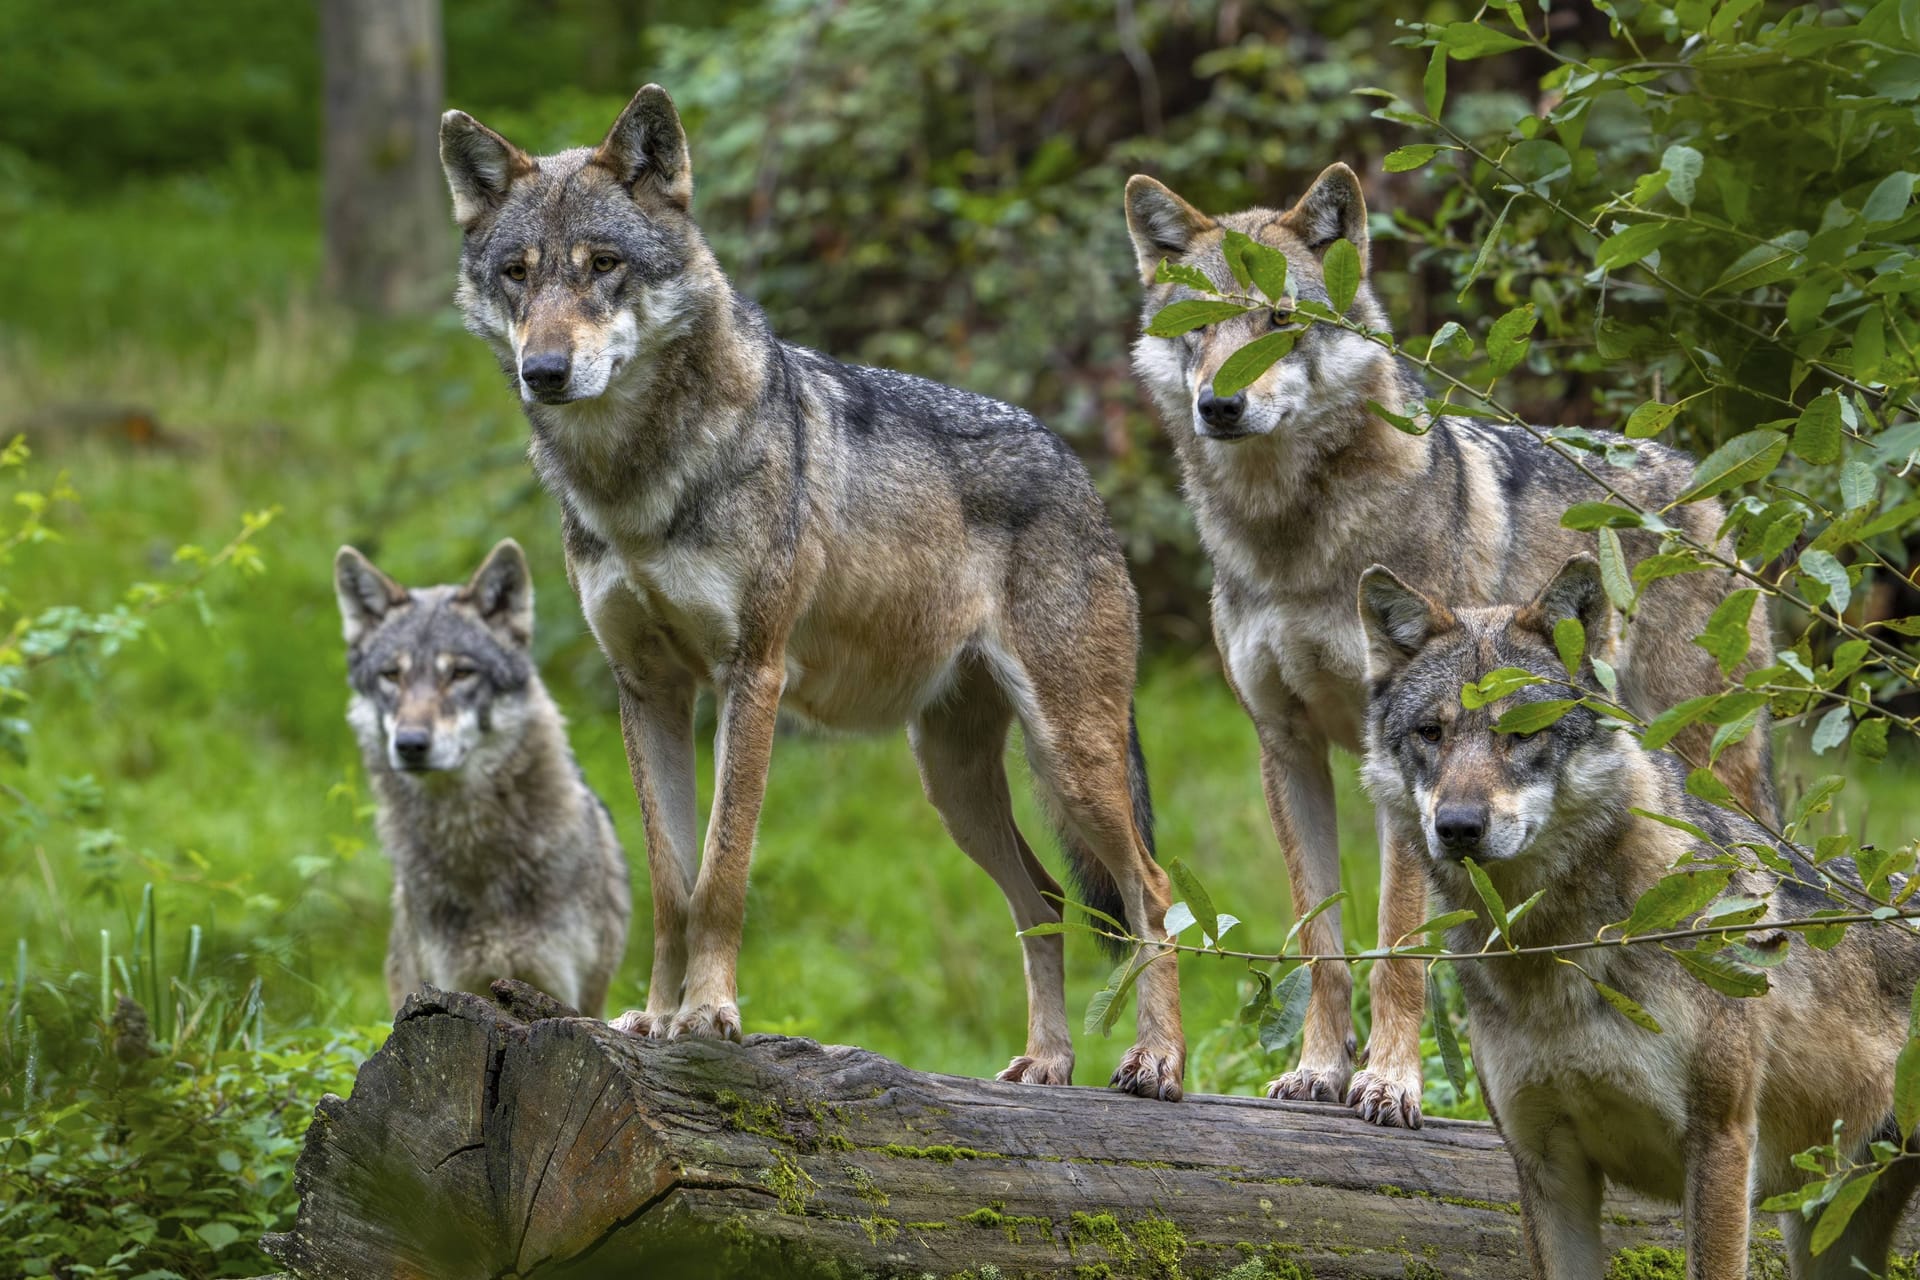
<box><xmin>1197</xmin><ymin>386</ymin><xmax>1246</xmax><ymax>430</ymax></box>
<box><xmin>393</xmin><ymin>727</ymin><xmax>433</xmax><ymax>768</ymax></box>
<box><xmin>520</xmin><ymin>351</ymin><xmax>572</xmax><ymax>396</ymax></box>
<box><xmin>1433</xmin><ymin>803</ymin><xmax>1489</xmax><ymax>853</ymax></box>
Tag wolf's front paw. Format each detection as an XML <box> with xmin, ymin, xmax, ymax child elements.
<box><xmin>1110</xmin><ymin>1044</ymin><xmax>1185</xmax><ymax>1101</ymax></box>
<box><xmin>1265</xmin><ymin>1063</ymin><xmax>1351</xmax><ymax>1105</ymax></box>
<box><xmin>608</xmin><ymin>1008</ymin><xmax>670</xmax><ymax>1039</ymax></box>
<box><xmin>1346</xmin><ymin>1068</ymin><xmax>1423</xmax><ymax>1129</ymax></box>
<box><xmin>997</xmin><ymin>1053</ymin><xmax>1074</xmax><ymax>1086</ymax></box>
<box><xmin>669</xmin><ymin>1002</ymin><xmax>743</xmax><ymax>1042</ymax></box>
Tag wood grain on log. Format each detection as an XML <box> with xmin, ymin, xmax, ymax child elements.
<box><xmin>261</xmin><ymin>984</ymin><xmax>1919</xmax><ymax>1278</ymax></box>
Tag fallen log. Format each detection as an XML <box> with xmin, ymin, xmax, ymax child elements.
<box><xmin>261</xmin><ymin>983</ymin><xmax>1919</xmax><ymax>1278</ymax></box>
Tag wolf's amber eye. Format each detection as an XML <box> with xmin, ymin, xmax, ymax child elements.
<box><xmin>503</xmin><ymin>262</ymin><xmax>527</xmax><ymax>282</ymax></box>
<box><xmin>450</xmin><ymin>665</ymin><xmax>479</xmax><ymax>682</ymax></box>
<box><xmin>378</xmin><ymin>667</ymin><xmax>401</xmax><ymax>684</ymax></box>
<box><xmin>592</xmin><ymin>254</ymin><xmax>621</xmax><ymax>273</ymax></box>
<box><xmin>1416</xmin><ymin>723</ymin><xmax>1442</xmax><ymax>744</ymax></box>
<box><xmin>1270</xmin><ymin>309</ymin><xmax>1292</xmax><ymax>329</ymax></box>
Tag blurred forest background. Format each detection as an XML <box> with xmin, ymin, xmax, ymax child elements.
<box><xmin>2</xmin><ymin>0</ymin><xmax>1916</xmax><ymax>1274</ymax></box>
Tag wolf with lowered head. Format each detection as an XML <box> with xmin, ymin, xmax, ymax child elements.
<box><xmin>437</xmin><ymin>87</ymin><xmax>1183</xmax><ymax>1098</ymax></box>
<box><xmin>336</xmin><ymin>538</ymin><xmax>630</xmax><ymax>1016</ymax></box>
<box><xmin>1360</xmin><ymin>556</ymin><xmax>1919</xmax><ymax>1279</ymax></box>
<box><xmin>1125</xmin><ymin>164</ymin><xmax>1776</xmax><ymax>1126</ymax></box>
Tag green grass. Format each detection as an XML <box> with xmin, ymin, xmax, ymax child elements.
<box><xmin>1</xmin><ymin>171</ymin><xmax>1912</xmax><ymax>1115</ymax></box>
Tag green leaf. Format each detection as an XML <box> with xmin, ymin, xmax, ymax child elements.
<box><xmin>1161</xmin><ymin>900</ymin><xmax>1196</xmax><ymax>936</ymax></box>
<box><xmin>1711</xmin><ymin>236</ymin><xmax>1805</xmax><ymax>294</ymax></box>
<box><xmin>1211</xmin><ymin>330</ymin><xmax>1298</xmax><ymax>398</ymax></box>
<box><xmin>1406</xmin><ymin>908</ymin><xmax>1478</xmax><ymax>943</ymax></box>
<box><xmin>1323</xmin><ymin>239</ymin><xmax>1361</xmax><ymax>314</ymax></box>
<box><xmin>1018</xmin><ymin>920</ymin><xmax>1095</xmax><ymax>938</ymax></box>
<box><xmin>1619</xmin><ymin>869</ymin><xmax>1733</xmax><ymax>937</ymax></box>
<box><xmin>1258</xmin><ymin>964</ymin><xmax>1313</xmax><ymax>1053</ymax></box>
<box><xmin>1462</xmin><ymin>197</ymin><xmax>1514</xmax><ymax>294</ymax></box>
<box><xmin>1561</xmin><ymin>502</ymin><xmax>1645</xmax><ymax>530</ymax></box>
<box><xmin>1242</xmin><ymin>241</ymin><xmax>1291</xmax><ymax>305</ymax></box>
<box><xmin>1811</xmin><ymin>704</ymin><xmax>1852</xmax><ymax>755</ymax></box>
<box><xmin>1862</xmin><ymin>171</ymin><xmax>1916</xmax><ymax>225</ymax></box>
<box><xmin>1592</xmin><ymin>980</ymin><xmax>1664</xmax><ymax>1033</ymax></box>
<box><xmin>195</xmin><ymin>1223</ymin><xmax>240</xmax><ymax>1252</ymax></box>
<box><xmin>1437</xmin><ymin>20</ymin><xmax>1529</xmax><ymax>57</ymax></box>
<box><xmin>1460</xmin><ymin>667</ymin><xmax>1544</xmax><ymax>709</ymax></box>
<box><xmin>1812</xmin><ymin>1169</ymin><xmax>1882</xmax><ymax>1255</ymax></box>
<box><xmin>1595</xmin><ymin>222</ymin><xmax>1676</xmax><ymax>269</ymax></box>
<box><xmin>1686</xmin><ymin>766</ymin><xmax>1737</xmax><ymax>809</ymax></box>
<box><xmin>1145</xmin><ymin>300</ymin><xmax>1255</xmax><ymax>337</ymax></box>
<box><xmin>1153</xmin><ymin>259</ymin><xmax>1216</xmax><ymax>292</ymax></box>
<box><xmin>1494</xmin><ymin>699</ymin><xmax>1578</xmax><ymax>734</ymax></box>
<box><xmin>1220</xmin><ymin>229</ymin><xmax>1255</xmax><ymax>289</ymax></box>
<box><xmin>1384</xmin><ymin>144</ymin><xmax>1450</xmax><ymax>173</ymax></box>
<box><xmin>1895</xmin><ymin>1036</ymin><xmax>1920</xmax><ymax>1140</ymax></box>
<box><xmin>1427</xmin><ymin>967</ymin><xmax>1470</xmax><ymax>1098</ymax></box>
<box><xmin>1463</xmin><ymin>858</ymin><xmax>1511</xmax><ymax>946</ymax></box>
<box><xmin>1085</xmin><ymin>950</ymin><xmax>1149</xmax><ymax>1036</ymax></box>
<box><xmin>1792</xmin><ymin>392</ymin><xmax>1844</xmax><ymax>465</ymax></box>
<box><xmin>1429</xmin><ymin>321</ymin><xmax>1472</xmax><ymax>360</ymax></box>
<box><xmin>1166</xmin><ymin>859</ymin><xmax>1219</xmax><ymax>948</ymax></box>
<box><xmin>1798</xmin><ymin>549</ymin><xmax>1852</xmax><ymax>615</ymax></box>
<box><xmin>1791</xmin><ymin>775</ymin><xmax>1846</xmax><ymax>826</ymax></box>
<box><xmin>1676</xmin><ymin>429</ymin><xmax>1787</xmax><ymax>503</ymax></box>
<box><xmin>1666</xmin><ymin>944</ymin><xmax>1770</xmax><ymax>998</ymax></box>
<box><xmin>1554</xmin><ymin>617</ymin><xmax>1585</xmax><ymax>677</ymax></box>
<box><xmin>1625</xmin><ymin>400</ymin><xmax>1681</xmax><ymax>439</ymax></box>
<box><xmin>1841</xmin><ymin>460</ymin><xmax>1877</xmax><ymax>512</ymax></box>
<box><xmin>1693</xmin><ymin>589</ymin><xmax>1759</xmax><ymax>677</ymax></box>
<box><xmin>1597</xmin><ymin>528</ymin><xmax>1636</xmax><ymax>614</ymax></box>
<box><xmin>1424</xmin><ymin>45</ymin><xmax>1447</xmax><ymax>119</ymax></box>
<box><xmin>1238</xmin><ymin>967</ymin><xmax>1273</xmax><ymax>1025</ymax></box>
<box><xmin>1854</xmin><ymin>717</ymin><xmax>1890</xmax><ymax>761</ymax></box>
<box><xmin>1485</xmin><ymin>304</ymin><xmax>1538</xmax><ymax>376</ymax></box>
<box><xmin>1660</xmin><ymin>144</ymin><xmax>1702</xmax><ymax>206</ymax></box>
<box><xmin>1855</xmin><ymin>309</ymin><xmax>1887</xmax><ymax>381</ymax></box>
<box><xmin>1786</xmin><ymin>277</ymin><xmax>1834</xmax><ymax>334</ymax></box>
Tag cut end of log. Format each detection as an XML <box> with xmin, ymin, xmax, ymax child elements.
<box><xmin>261</xmin><ymin>985</ymin><xmax>1918</xmax><ymax>1278</ymax></box>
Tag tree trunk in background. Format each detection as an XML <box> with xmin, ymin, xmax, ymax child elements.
<box><xmin>319</xmin><ymin>0</ymin><xmax>446</xmax><ymax>315</ymax></box>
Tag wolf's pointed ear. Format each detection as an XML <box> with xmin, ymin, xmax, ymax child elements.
<box><xmin>593</xmin><ymin>84</ymin><xmax>692</xmax><ymax>211</ymax></box>
<box><xmin>335</xmin><ymin>547</ymin><xmax>406</xmax><ymax>647</ymax></box>
<box><xmin>439</xmin><ymin>111</ymin><xmax>534</xmax><ymax>231</ymax></box>
<box><xmin>1358</xmin><ymin>565</ymin><xmax>1452</xmax><ymax>679</ymax></box>
<box><xmin>1125</xmin><ymin>175</ymin><xmax>1215</xmax><ymax>285</ymax></box>
<box><xmin>1283</xmin><ymin>163</ymin><xmax>1369</xmax><ymax>268</ymax></box>
<box><xmin>465</xmin><ymin>538</ymin><xmax>535</xmax><ymax>646</ymax></box>
<box><xmin>1515</xmin><ymin>555</ymin><xmax>1612</xmax><ymax>668</ymax></box>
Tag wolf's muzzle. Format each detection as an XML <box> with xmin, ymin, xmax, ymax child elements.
<box><xmin>392</xmin><ymin>726</ymin><xmax>434</xmax><ymax>771</ymax></box>
<box><xmin>1432</xmin><ymin>802</ymin><xmax>1489</xmax><ymax>857</ymax></box>
<box><xmin>520</xmin><ymin>350</ymin><xmax>573</xmax><ymax>402</ymax></box>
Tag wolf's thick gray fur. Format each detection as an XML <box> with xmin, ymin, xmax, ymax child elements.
<box><xmin>335</xmin><ymin>538</ymin><xmax>630</xmax><ymax>1016</ymax></box>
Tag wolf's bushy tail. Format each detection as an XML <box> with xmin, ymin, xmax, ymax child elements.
<box><xmin>1055</xmin><ymin>702</ymin><xmax>1156</xmax><ymax>961</ymax></box>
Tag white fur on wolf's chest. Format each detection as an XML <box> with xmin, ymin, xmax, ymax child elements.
<box><xmin>1219</xmin><ymin>592</ymin><xmax>1368</xmax><ymax>750</ymax></box>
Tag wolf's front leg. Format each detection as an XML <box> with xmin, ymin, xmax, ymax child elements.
<box><xmin>1511</xmin><ymin>1120</ymin><xmax>1605</xmax><ymax>1278</ymax></box>
<box><xmin>674</xmin><ymin>661</ymin><xmax>784</xmax><ymax>1041</ymax></box>
<box><xmin>607</xmin><ymin>671</ymin><xmax>698</xmax><ymax>1040</ymax></box>
<box><xmin>1683</xmin><ymin>1116</ymin><xmax>1754</xmax><ymax>1280</ymax></box>
<box><xmin>1252</xmin><ymin>717</ymin><xmax>1354</xmax><ymax>1106</ymax></box>
<box><xmin>1346</xmin><ymin>812</ymin><xmax>1427</xmax><ymax>1128</ymax></box>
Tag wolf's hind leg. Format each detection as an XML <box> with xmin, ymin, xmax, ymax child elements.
<box><xmin>1345</xmin><ymin>809</ymin><xmax>1427</xmax><ymax>1128</ymax></box>
<box><xmin>1782</xmin><ymin>1152</ymin><xmax>1920</xmax><ymax>1279</ymax></box>
<box><xmin>911</xmin><ymin>668</ymin><xmax>1073</xmax><ymax>1086</ymax></box>
<box><xmin>608</xmin><ymin>667</ymin><xmax>699</xmax><ymax>1040</ymax></box>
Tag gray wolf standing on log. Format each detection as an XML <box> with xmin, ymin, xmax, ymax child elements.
<box><xmin>1359</xmin><ymin>556</ymin><xmax>1918</xmax><ymax>1278</ymax></box>
<box><xmin>1124</xmin><ymin>164</ymin><xmax>1775</xmax><ymax>1126</ymax></box>
<box><xmin>334</xmin><ymin>538</ymin><xmax>631</xmax><ymax>1016</ymax></box>
<box><xmin>436</xmin><ymin>86</ymin><xmax>1184</xmax><ymax>1099</ymax></box>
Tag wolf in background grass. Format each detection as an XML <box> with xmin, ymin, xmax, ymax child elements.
<box><xmin>335</xmin><ymin>538</ymin><xmax>630</xmax><ymax>1016</ymax></box>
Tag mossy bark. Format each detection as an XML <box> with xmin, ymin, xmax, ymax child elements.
<box><xmin>261</xmin><ymin>985</ymin><xmax>1920</xmax><ymax>1279</ymax></box>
